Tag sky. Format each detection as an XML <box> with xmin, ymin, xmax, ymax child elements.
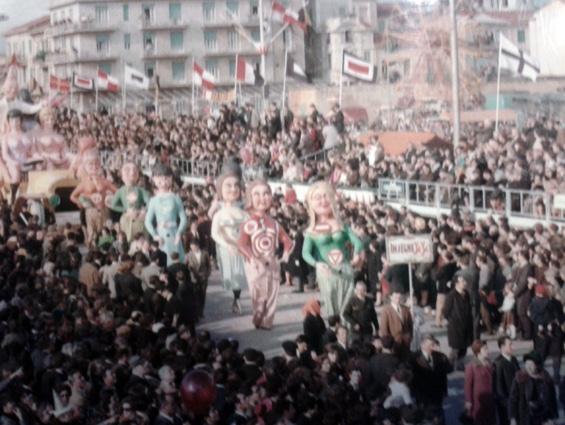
<box><xmin>0</xmin><ymin>0</ymin><xmax>49</xmax><ymax>55</ymax></box>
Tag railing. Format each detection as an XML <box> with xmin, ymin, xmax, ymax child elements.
<box><xmin>378</xmin><ymin>178</ymin><xmax>565</xmax><ymax>224</ymax></box>
<box><xmin>300</xmin><ymin>144</ymin><xmax>344</xmax><ymax>163</ymax></box>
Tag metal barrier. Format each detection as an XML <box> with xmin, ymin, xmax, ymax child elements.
<box><xmin>378</xmin><ymin>178</ymin><xmax>565</xmax><ymax>224</ymax></box>
<box><xmin>300</xmin><ymin>145</ymin><xmax>344</xmax><ymax>163</ymax></box>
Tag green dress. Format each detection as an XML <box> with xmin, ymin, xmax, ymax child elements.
<box><xmin>302</xmin><ymin>226</ymin><xmax>365</xmax><ymax>318</ymax></box>
<box><xmin>110</xmin><ymin>185</ymin><xmax>150</xmax><ymax>241</ymax></box>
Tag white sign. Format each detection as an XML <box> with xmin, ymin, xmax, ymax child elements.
<box><xmin>386</xmin><ymin>235</ymin><xmax>434</xmax><ymax>265</ymax></box>
<box><xmin>554</xmin><ymin>194</ymin><xmax>565</xmax><ymax>210</ymax></box>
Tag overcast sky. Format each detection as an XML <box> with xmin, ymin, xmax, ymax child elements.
<box><xmin>0</xmin><ymin>0</ymin><xmax>49</xmax><ymax>55</ymax></box>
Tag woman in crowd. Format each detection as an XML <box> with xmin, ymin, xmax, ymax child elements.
<box><xmin>464</xmin><ymin>340</ymin><xmax>496</xmax><ymax>425</ymax></box>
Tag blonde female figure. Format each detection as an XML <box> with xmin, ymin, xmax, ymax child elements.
<box><xmin>33</xmin><ymin>107</ymin><xmax>70</xmax><ymax>170</ymax></box>
<box><xmin>211</xmin><ymin>161</ymin><xmax>248</xmax><ymax>314</ymax></box>
<box><xmin>302</xmin><ymin>181</ymin><xmax>364</xmax><ymax>318</ymax></box>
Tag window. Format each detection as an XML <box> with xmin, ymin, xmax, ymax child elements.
<box><xmin>517</xmin><ymin>29</ymin><xmax>525</xmax><ymax>43</ymax></box>
<box><xmin>142</xmin><ymin>4</ymin><xmax>154</xmax><ymax>23</ymax></box>
<box><xmin>229</xmin><ymin>58</ymin><xmax>236</xmax><ymax>77</ymax></box>
<box><xmin>228</xmin><ymin>30</ymin><xmax>239</xmax><ymax>50</ymax></box>
<box><xmin>95</xmin><ymin>5</ymin><xmax>109</xmax><ymax>24</ymax></box>
<box><xmin>169</xmin><ymin>3</ymin><xmax>181</xmax><ymax>21</ymax></box>
<box><xmin>344</xmin><ymin>31</ymin><xmax>351</xmax><ymax>43</ymax></box>
<box><xmin>338</xmin><ymin>7</ymin><xmax>346</xmax><ymax>17</ymax></box>
<box><xmin>144</xmin><ymin>32</ymin><xmax>155</xmax><ymax>52</ymax></box>
<box><xmin>403</xmin><ymin>59</ymin><xmax>410</xmax><ymax>76</ymax></box>
<box><xmin>99</xmin><ymin>63</ymin><xmax>112</xmax><ymax>74</ymax></box>
<box><xmin>123</xmin><ymin>4</ymin><xmax>129</xmax><ymax>21</ymax></box>
<box><xmin>357</xmin><ymin>5</ymin><xmax>368</xmax><ymax>19</ymax></box>
<box><xmin>364</xmin><ymin>50</ymin><xmax>370</xmax><ymax>62</ymax></box>
<box><xmin>170</xmin><ymin>31</ymin><xmax>184</xmax><ymax>50</ymax></box>
<box><xmin>250</xmin><ymin>0</ymin><xmax>258</xmax><ymax>16</ymax></box>
<box><xmin>205</xmin><ymin>59</ymin><xmax>218</xmax><ymax>78</ymax></box>
<box><xmin>96</xmin><ymin>34</ymin><xmax>110</xmax><ymax>54</ymax></box>
<box><xmin>226</xmin><ymin>0</ymin><xmax>239</xmax><ymax>17</ymax></box>
<box><xmin>145</xmin><ymin>61</ymin><xmax>155</xmax><ymax>78</ymax></box>
<box><xmin>502</xmin><ymin>0</ymin><xmax>508</xmax><ymax>7</ymax></box>
<box><xmin>172</xmin><ymin>61</ymin><xmax>185</xmax><ymax>81</ymax></box>
<box><xmin>203</xmin><ymin>0</ymin><xmax>215</xmax><ymax>22</ymax></box>
<box><xmin>124</xmin><ymin>33</ymin><xmax>131</xmax><ymax>50</ymax></box>
<box><xmin>251</xmin><ymin>29</ymin><xmax>260</xmax><ymax>42</ymax></box>
<box><xmin>204</xmin><ymin>30</ymin><xmax>217</xmax><ymax>50</ymax></box>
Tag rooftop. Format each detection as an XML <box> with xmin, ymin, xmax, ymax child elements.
<box><xmin>3</xmin><ymin>15</ymin><xmax>50</xmax><ymax>37</ymax></box>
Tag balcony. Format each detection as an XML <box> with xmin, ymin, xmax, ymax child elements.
<box><xmin>204</xmin><ymin>46</ymin><xmax>259</xmax><ymax>57</ymax></box>
<box><xmin>143</xmin><ymin>48</ymin><xmax>190</xmax><ymax>60</ymax></box>
<box><xmin>48</xmin><ymin>21</ymin><xmax>118</xmax><ymax>37</ymax></box>
<box><xmin>140</xmin><ymin>18</ymin><xmax>187</xmax><ymax>30</ymax></box>
<box><xmin>49</xmin><ymin>50</ymin><xmax>118</xmax><ymax>64</ymax></box>
<box><xmin>202</xmin><ymin>13</ymin><xmax>260</xmax><ymax>28</ymax></box>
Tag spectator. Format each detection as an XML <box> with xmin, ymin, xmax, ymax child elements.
<box><xmin>493</xmin><ymin>336</ymin><xmax>520</xmax><ymax>425</ymax></box>
<box><xmin>302</xmin><ymin>299</ymin><xmax>326</xmax><ymax>355</ymax></box>
<box><xmin>343</xmin><ymin>281</ymin><xmax>379</xmax><ymax>342</ymax></box>
<box><xmin>443</xmin><ymin>275</ymin><xmax>473</xmax><ymax>370</ymax></box>
<box><xmin>464</xmin><ymin>340</ymin><xmax>495</xmax><ymax>425</ymax></box>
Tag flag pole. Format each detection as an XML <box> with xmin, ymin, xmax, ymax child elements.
<box><xmin>70</xmin><ymin>73</ymin><xmax>74</xmax><ymax>110</ymax></box>
<box><xmin>449</xmin><ymin>0</ymin><xmax>461</xmax><ymax>148</ymax></box>
<box><xmin>95</xmin><ymin>66</ymin><xmax>99</xmax><ymax>112</ymax></box>
<box><xmin>122</xmin><ymin>64</ymin><xmax>127</xmax><ymax>111</ymax></box>
<box><xmin>281</xmin><ymin>44</ymin><xmax>288</xmax><ymax>130</ymax></box>
<box><xmin>339</xmin><ymin>49</ymin><xmax>344</xmax><ymax>107</ymax></box>
<box><xmin>191</xmin><ymin>56</ymin><xmax>196</xmax><ymax>115</ymax></box>
<box><xmin>495</xmin><ymin>31</ymin><xmax>502</xmax><ymax>134</ymax></box>
<box><xmin>234</xmin><ymin>53</ymin><xmax>239</xmax><ymax>105</ymax></box>
<box><xmin>258</xmin><ymin>0</ymin><xmax>266</xmax><ymax>102</ymax></box>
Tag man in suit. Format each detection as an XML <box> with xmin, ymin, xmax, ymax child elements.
<box><xmin>454</xmin><ymin>250</ymin><xmax>481</xmax><ymax>339</ymax></box>
<box><xmin>343</xmin><ymin>281</ymin><xmax>379</xmax><ymax>342</ymax></box>
<box><xmin>165</xmin><ymin>252</ymin><xmax>190</xmax><ymax>294</ymax></box>
<box><xmin>187</xmin><ymin>240</ymin><xmax>211</xmax><ymax>320</ymax></box>
<box><xmin>411</xmin><ymin>335</ymin><xmax>452</xmax><ymax>424</ymax></box>
<box><xmin>443</xmin><ymin>275</ymin><xmax>473</xmax><ymax>370</ymax></box>
<box><xmin>153</xmin><ymin>394</ymin><xmax>182</xmax><ymax>425</ymax></box>
<box><xmin>513</xmin><ymin>249</ymin><xmax>534</xmax><ymax>340</ymax></box>
<box><xmin>493</xmin><ymin>336</ymin><xmax>519</xmax><ymax>425</ymax></box>
<box><xmin>366</xmin><ymin>335</ymin><xmax>399</xmax><ymax>399</ymax></box>
<box><xmin>379</xmin><ymin>289</ymin><xmax>413</xmax><ymax>359</ymax></box>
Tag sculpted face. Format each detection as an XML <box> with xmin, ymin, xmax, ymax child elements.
<box><xmin>84</xmin><ymin>153</ymin><xmax>101</xmax><ymax>176</ymax></box>
<box><xmin>221</xmin><ymin>176</ymin><xmax>240</xmax><ymax>203</ymax></box>
<box><xmin>154</xmin><ymin>175</ymin><xmax>172</xmax><ymax>192</ymax></box>
<box><xmin>121</xmin><ymin>163</ymin><xmax>139</xmax><ymax>186</ymax></box>
<box><xmin>310</xmin><ymin>187</ymin><xmax>333</xmax><ymax>218</ymax></box>
<box><xmin>250</xmin><ymin>183</ymin><xmax>272</xmax><ymax>213</ymax></box>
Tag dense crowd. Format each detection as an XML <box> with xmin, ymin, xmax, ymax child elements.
<box><xmin>0</xmin><ymin>99</ymin><xmax>562</xmax><ymax>425</ymax></box>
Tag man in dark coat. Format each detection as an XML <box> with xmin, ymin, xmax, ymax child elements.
<box><xmin>509</xmin><ymin>351</ymin><xmax>558</xmax><ymax>425</ymax></box>
<box><xmin>411</xmin><ymin>334</ymin><xmax>452</xmax><ymax>423</ymax></box>
<box><xmin>443</xmin><ymin>275</ymin><xmax>473</xmax><ymax>370</ymax></box>
<box><xmin>493</xmin><ymin>336</ymin><xmax>520</xmax><ymax>425</ymax></box>
<box><xmin>366</xmin><ymin>335</ymin><xmax>399</xmax><ymax>399</ymax></box>
<box><xmin>513</xmin><ymin>250</ymin><xmax>534</xmax><ymax>340</ymax></box>
<box><xmin>343</xmin><ymin>281</ymin><xmax>379</xmax><ymax>342</ymax></box>
<box><xmin>454</xmin><ymin>251</ymin><xmax>480</xmax><ymax>339</ymax></box>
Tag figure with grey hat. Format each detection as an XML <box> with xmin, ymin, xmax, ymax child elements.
<box><xmin>211</xmin><ymin>158</ymin><xmax>248</xmax><ymax>314</ymax></box>
<box><xmin>145</xmin><ymin>164</ymin><xmax>187</xmax><ymax>265</ymax></box>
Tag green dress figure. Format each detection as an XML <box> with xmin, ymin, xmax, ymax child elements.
<box><xmin>110</xmin><ymin>162</ymin><xmax>150</xmax><ymax>241</ymax></box>
<box><xmin>302</xmin><ymin>181</ymin><xmax>364</xmax><ymax>318</ymax></box>
<box><xmin>145</xmin><ymin>164</ymin><xmax>187</xmax><ymax>265</ymax></box>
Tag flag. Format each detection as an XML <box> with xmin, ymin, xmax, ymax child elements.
<box><xmin>193</xmin><ymin>62</ymin><xmax>216</xmax><ymax>91</ymax></box>
<box><xmin>286</xmin><ymin>56</ymin><xmax>309</xmax><ymax>82</ymax></box>
<box><xmin>124</xmin><ymin>65</ymin><xmax>150</xmax><ymax>89</ymax></box>
<box><xmin>49</xmin><ymin>75</ymin><xmax>70</xmax><ymax>94</ymax></box>
<box><xmin>499</xmin><ymin>34</ymin><xmax>540</xmax><ymax>81</ymax></box>
<box><xmin>272</xmin><ymin>1</ymin><xmax>306</xmax><ymax>31</ymax></box>
<box><xmin>97</xmin><ymin>69</ymin><xmax>120</xmax><ymax>93</ymax></box>
<box><xmin>342</xmin><ymin>51</ymin><xmax>374</xmax><ymax>82</ymax></box>
<box><xmin>237</xmin><ymin>57</ymin><xmax>262</xmax><ymax>85</ymax></box>
<box><xmin>72</xmin><ymin>73</ymin><xmax>94</xmax><ymax>90</ymax></box>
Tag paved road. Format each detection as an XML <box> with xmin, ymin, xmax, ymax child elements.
<box><xmin>198</xmin><ymin>270</ymin><xmax>565</xmax><ymax>423</ymax></box>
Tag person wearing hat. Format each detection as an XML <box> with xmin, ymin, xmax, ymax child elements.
<box><xmin>410</xmin><ymin>334</ymin><xmax>452</xmax><ymax>422</ymax></box>
<box><xmin>379</xmin><ymin>289</ymin><xmax>413</xmax><ymax>359</ymax></box>
<box><xmin>509</xmin><ymin>351</ymin><xmax>558</xmax><ymax>425</ymax></box>
<box><xmin>443</xmin><ymin>274</ymin><xmax>473</xmax><ymax>370</ymax></box>
<box><xmin>211</xmin><ymin>158</ymin><xmax>248</xmax><ymax>314</ymax></box>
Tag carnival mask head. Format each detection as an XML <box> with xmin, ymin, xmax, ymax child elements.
<box><xmin>78</xmin><ymin>136</ymin><xmax>97</xmax><ymax>154</ymax></box>
<box><xmin>246</xmin><ymin>180</ymin><xmax>272</xmax><ymax>214</ymax></box>
<box><xmin>152</xmin><ymin>163</ymin><xmax>173</xmax><ymax>192</ymax></box>
<box><xmin>83</xmin><ymin>148</ymin><xmax>101</xmax><ymax>176</ymax></box>
<box><xmin>6</xmin><ymin>109</ymin><xmax>23</xmax><ymax>132</ymax></box>
<box><xmin>216</xmin><ymin>158</ymin><xmax>243</xmax><ymax>204</ymax></box>
<box><xmin>121</xmin><ymin>162</ymin><xmax>139</xmax><ymax>186</ymax></box>
<box><xmin>305</xmin><ymin>181</ymin><xmax>340</xmax><ymax>229</ymax></box>
<box><xmin>39</xmin><ymin>107</ymin><xmax>56</xmax><ymax>130</ymax></box>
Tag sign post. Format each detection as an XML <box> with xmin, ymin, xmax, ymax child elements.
<box><xmin>385</xmin><ymin>234</ymin><xmax>434</xmax><ymax>318</ymax></box>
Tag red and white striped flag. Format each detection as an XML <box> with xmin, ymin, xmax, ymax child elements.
<box><xmin>342</xmin><ymin>51</ymin><xmax>374</xmax><ymax>82</ymax></box>
<box><xmin>236</xmin><ymin>57</ymin><xmax>261</xmax><ymax>85</ymax></box>
<box><xmin>272</xmin><ymin>1</ymin><xmax>306</xmax><ymax>31</ymax></box>
<box><xmin>73</xmin><ymin>73</ymin><xmax>94</xmax><ymax>90</ymax></box>
<box><xmin>97</xmin><ymin>69</ymin><xmax>120</xmax><ymax>93</ymax></box>
<box><xmin>193</xmin><ymin>62</ymin><xmax>216</xmax><ymax>91</ymax></box>
<box><xmin>49</xmin><ymin>75</ymin><xmax>70</xmax><ymax>94</ymax></box>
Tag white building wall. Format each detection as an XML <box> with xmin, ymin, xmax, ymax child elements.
<box><xmin>529</xmin><ymin>0</ymin><xmax>565</xmax><ymax>76</ymax></box>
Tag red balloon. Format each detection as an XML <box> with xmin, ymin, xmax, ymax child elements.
<box><xmin>180</xmin><ymin>370</ymin><xmax>216</xmax><ymax>416</ymax></box>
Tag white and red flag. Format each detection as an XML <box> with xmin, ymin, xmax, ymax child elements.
<box><xmin>49</xmin><ymin>75</ymin><xmax>70</xmax><ymax>94</ymax></box>
<box><xmin>236</xmin><ymin>57</ymin><xmax>262</xmax><ymax>85</ymax></box>
<box><xmin>342</xmin><ymin>51</ymin><xmax>374</xmax><ymax>82</ymax></box>
<box><xmin>192</xmin><ymin>62</ymin><xmax>216</xmax><ymax>91</ymax></box>
<box><xmin>73</xmin><ymin>73</ymin><xmax>94</xmax><ymax>90</ymax></box>
<box><xmin>271</xmin><ymin>1</ymin><xmax>306</xmax><ymax>31</ymax></box>
<box><xmin>97</xmin><ymin>69</ymin><xmax>120</xmax><ymax>93</ymax></box>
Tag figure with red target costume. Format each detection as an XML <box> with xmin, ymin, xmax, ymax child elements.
<box><xmin>302</xmin><ymin>181</ymin><xmax>365</xmax><ymax>318</ymax></box>
<box><xmin>238</xmin><ymin>179</ymin><xmax>293</xmax><ymax>330</ymax></box>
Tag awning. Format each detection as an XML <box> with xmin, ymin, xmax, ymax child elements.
<box><xmin>357</xmin><ymin>131</ymin><xmax>449</xmax><ymax>156</ymax></box>
<box><xmin>342</xmin><ymin>107</ymin><xmax>369</xmax><ymax>124</ymax></box>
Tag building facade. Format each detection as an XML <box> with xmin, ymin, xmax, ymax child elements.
<box><xmin>529</xmin><ymin>0</ymin><xmax>565</xmax><ymax>77</ymax></box>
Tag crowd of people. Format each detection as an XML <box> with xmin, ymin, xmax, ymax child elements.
<box><xmin>0</xmin><ymin>71</ymin><xmax>563</xmax><ymax>425</ymax></box>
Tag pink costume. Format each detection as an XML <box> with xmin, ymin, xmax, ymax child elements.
<box><xmin>238</xmin><ymin>213</ymin><xmax>293</xmax><ymax>329</ymax></box>
<box><xmin>1</xmin><ymin>111</ymin><xmax>35</xmax><ymax>184</ymax></box>
<box><xmin>33</xmin><ymin>108</ymin><xmax>70</xmax><ymax>170</ymax></box>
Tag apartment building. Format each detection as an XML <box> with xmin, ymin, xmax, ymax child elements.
<box><xmin>4</xmin><ymin>0</ymin><xmax>305</xmax><ymax>112</ymax></box>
